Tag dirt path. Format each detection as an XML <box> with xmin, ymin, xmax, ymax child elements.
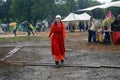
<box><xmin>0</xmin><ymin>43</ymin><xmax>120</xmax><ymax>80</ymax></box>
<box><xmin>0</xmin><ymin>31</ymin><xmax>120</xmax><ymax>80</ymax></box>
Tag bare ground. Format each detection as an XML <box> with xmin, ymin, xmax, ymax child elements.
<box><xmin>0</xmin><ymin>31</ymin><xmax>120</xmax><ymax>80</ymax></box>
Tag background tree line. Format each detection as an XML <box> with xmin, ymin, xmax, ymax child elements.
<box><xmin>0</xmin><ymin>0</ymin><xmax>120</xmax><ymax>24</ymax></box>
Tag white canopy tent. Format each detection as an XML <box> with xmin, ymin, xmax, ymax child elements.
<box><xmin>78</xmin><ymin>5</ymin><xmax>102</xmax><ymax>11</ymax></box>
<box><xmin>109</xmin><ymin>1</ymin><xmax>120</xmax><ymax>7</ymax></box>
<box><xmin>78</xmin><ymin>1</ymin><xmax>120</xmax><ymax>11</ymax></box>
<box><xmin>78</xmin><ymin>13</ymin><xmax>91</xmax><ymax>20</ymax></box>
<box><xmin>62</xmin><ymin>12</ymin><xmax>91</xmax><ymax>21</ymax></box>
<box><xmin>62</xmin><ymin>13</ymin><xmax>80</xmax><ymax>21</ymax></box>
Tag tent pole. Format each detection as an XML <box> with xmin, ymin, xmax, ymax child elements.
<box><xmin>73</xmin><ymin>13</ymin><xmax>77</xmax><ymax>30</ymax></box>
<box><xmin>90</xmin><ymin>11</ymin><xmax>93</xmax><ymax>17</ymax></box>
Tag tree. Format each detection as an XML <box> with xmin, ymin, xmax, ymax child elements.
<box><xmin>89</xmin><ymin>0</ymin><xmax>103</xmax><ymax>19</ymax></box>
<box><xmin>77</xmin><ymin>0</ymin><xmax>90</xmax><ymax>9</ymax></box>
<box><xmin>10</xmin><ymin>0</ymin><xmax>33</xmax><ymax>23</ymax></box>
<box><xmin>0</xmin><ymin>0</ymin><xmax>11</xmax><ymax>23</ymax></box>
<box><xmin>66</xmin><ymin>0</ymin><xmax>76</xmax><ymax>13</ymax></box>
<box><xmin>31</xmin><ymin>0</ymin><xmax>53</xmax><ymax>23</ymax></box>
<box><xmin>0</xmin><ymin>0</ymin><xmax>4</xmax><ymax>21</ymax></box>
<box><xmin>106</xmin><ymin>0</ymin><xmax>120</xmax><ymax>17</ymax></box>
<box><xmin>1</xmin><ymin>0</ymin><xmax>120</xmax><ymax>23</ymax></box>
<box><xmin>77</xmin><ymin>0</ymin><xmax>102</xmax><ymax>19</ymax></box>
<box><xmin>5</xmin><ymin>0</ymin><xmax>11</xmax><ymax>22</ymax></box>
<box><xmin>31</xmin><ymin>0</ymin><xmax>68</xmax><ymax>24</ymax></box>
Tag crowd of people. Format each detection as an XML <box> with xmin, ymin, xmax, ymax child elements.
<box><xmin>0</xmin><ymin>21</ymin><xmax>47</xmax><ymax>36</ymax></box>
<box><xmin>65</xmin><ymin>15</ymin><xmax>120</xmax><ymax>44</ymax></box>
<box><xmin>67</xmin><ymin>21</ymin><xmax>88</xmax><ymax>32</ymax></box>
<box><xmin>0</xmin><ymin>23</ymin><xmax>10</xmax><ymax>32</ymax></box>
<box><xmin>88</xmin><ymin>15</ymin><xmax>120</xmax><ymax>44</ymax></box>
<box><xmin>1</xmin><ymin>14</ymin><xmax>120</xmax><ymax>44</ymax></box>
<box><xmin>86</xmin><ymin>16</ymin><xmax>111</xmax><ymax>44</ymax></box>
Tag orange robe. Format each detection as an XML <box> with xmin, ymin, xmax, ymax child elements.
<box><xmin>49</xmin><ymin>22</ymin><xmax>66</xmax><ymax>58</ymax></box>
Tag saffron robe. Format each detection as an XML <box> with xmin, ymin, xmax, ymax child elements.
<box><xmin>49</xmin><ymin>22</ymin><xmax>66</xmax><ymax>56</ymax></box>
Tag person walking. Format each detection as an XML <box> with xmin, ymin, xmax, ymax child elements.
<box><xmin>29</xmin><ymin>23</ymin><xmax>35</xmax><ymax>35</ymax></box>
<box><xmin>49</xmin><ymin>15</ymin><xmax>67</xmax><ymax>68</ymax></box>
<box><xmin>13</xmin><ymin>24</ymin><xmax>18</xmax><ymax>36</ymax></box>
<box><xmin>25</xmin><ymin>21</ymin><xmax>34</xmax><ymax>36</ymax></box>
<box><xmin>88</xmin><ymin>17</ymin><xmax>96</xmax><ymax>43</ymax></box>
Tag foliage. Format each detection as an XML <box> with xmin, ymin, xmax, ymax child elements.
<box><xmin>10</xmin><ymin>0</ymin><xmax>32</xmax><ymax>23</ymax></box>
<box><xmin>0</xmin><ymin>0</ymin><xmax>120</xmax><ymax>23</ymax></box>
<box><xmin>102</xmin><ymin>17</ymin><xmax>115</xmax><ymax>27</ymax></box>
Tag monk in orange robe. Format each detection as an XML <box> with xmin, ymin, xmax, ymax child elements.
<box><xmin>49</xmin><ymin>15</ymin><xmax>66</xmax><ymax>68</ymax></box>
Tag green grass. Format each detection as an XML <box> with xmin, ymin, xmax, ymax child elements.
<box><xmin>0</xmin><ymin>36</ymin><xmax>49</xmax><ymax>43</ymax></box>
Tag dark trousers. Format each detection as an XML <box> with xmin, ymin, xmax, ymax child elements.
<box><xmin>92</xmin><ymin>31</ymin><xmax>96</xmax><ymax>43</ymax></box>
<box><xmin>13</xmin><ymin>29</ymin><xmax>17</xmax><ymax>36</ymax></box>
<box><xmin>88</xmin><ymin>30</ymin><xmax>96</xmax><ymax>42</ymax></box>
<box><xmin>27</xmin><ymin>28</ymin><xmax>34</xmax><ymax>36</ymax></box>
<box><xmin>88</xmin><ymin>30</ymin><xmax>92</xmax><ymax>42</ymax></box>
<box><xmin>104</xmin><ymin>32</ymin><xmax>110</xmax><ymax>43</ymax></box>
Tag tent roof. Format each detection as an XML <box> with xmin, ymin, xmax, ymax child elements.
<box><xmin>78</xmin><ymin>1</ymin><xmax>120</xmax><ymax>11</ymax></box>
<box><xmin>78</xmin><ymin>5</ymin><xmax>101</xmax><ymax>11</ymax></box>
<box><xmin>62</xmin><ymin>13</ymin><xmax>80</xmax><ymax>21</ymax></box>
<box><xmin>110</xmin><ymin>1</ymin><xmax>120</xmax><ymax>7</ymax></box>
<box><xmin>62</xmin><ymin>12</ymin><xmax>91</xmax><ymax>21</ymax></box>
<box><xmin>79</xmin><ymin>13</ymin><xmax>91</xmax><ymax>20</ymax></box>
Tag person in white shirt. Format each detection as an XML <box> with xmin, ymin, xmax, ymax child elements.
<box><xmin>88</xmin><ymin>17</ymin><xmax>96</xmax><ymax>43</ymax></box>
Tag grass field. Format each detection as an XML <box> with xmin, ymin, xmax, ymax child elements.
<box><xmin>0</xmin><ymin>36</ymin><xmax>48</xmax><ymax>43</ymax></box>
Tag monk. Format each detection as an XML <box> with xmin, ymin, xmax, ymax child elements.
<box><xmin>49</xmin><ymin>15</ymin><xmax>67</xmax><ymax>68</ymax></box>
